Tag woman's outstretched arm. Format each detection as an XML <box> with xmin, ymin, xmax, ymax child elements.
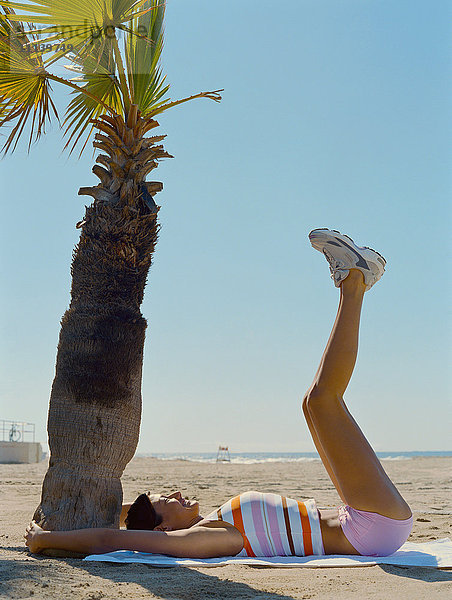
<box><xmin>25</xmin><ymin>522</ymin><xmax>113</xmax><ymax>554</ymax></box>
<box><xmin>25</xmin><ymin>521</ymin><xmax>243</xmax><ymax>558</ymax></box>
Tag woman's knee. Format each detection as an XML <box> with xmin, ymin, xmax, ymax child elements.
<box><xmin>302</xmin><ymin>385</ymin><xmax>340</xmax><ymax>413</ymax></box>
<box><xmin>301</xmin><ymin>394</ymin><xmax>310</xmax><ymax>419</ymax></box>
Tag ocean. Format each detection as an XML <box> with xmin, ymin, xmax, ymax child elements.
<box><xmin>137</xmin><ymin>451</ymin><xmax>452</xmax><ymax>464</ymax></box>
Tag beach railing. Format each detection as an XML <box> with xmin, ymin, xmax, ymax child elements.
<box><xmin>0</xmin><ymin>420</ymin><xmax>35</xmax><ymax>443</ymax></box>
<box><xmin>0</xmin><ymin>420</ymin><xmax>43</xmax><ymax>463</ymax></box>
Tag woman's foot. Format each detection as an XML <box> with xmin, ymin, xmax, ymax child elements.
<box><xmin>308</xmin><ymin>228</ymin><xmax>386</xmax><ymax>291</ymax></box>
<box><xmin>24</xmin><ymin>521</ymin><xmax>46</xmax><ymax>554</ymax></box>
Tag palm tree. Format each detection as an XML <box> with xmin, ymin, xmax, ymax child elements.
<box><xmin>0</xmin><ymin>1</ymin><xmax>221</xmax><ymax>532</ymax></box>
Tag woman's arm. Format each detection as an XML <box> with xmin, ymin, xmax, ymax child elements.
<box><xmin>25</xmin><ymin>521</ymin><xmax>243</xmax><ymax>558</ymax></box>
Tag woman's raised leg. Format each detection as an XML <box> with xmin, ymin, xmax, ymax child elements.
<box><xmin>302</xmin><ymin>399</ymin><xmax>346</xmax><ymax>503</ymax></box>
<box><xmin>303</xmin><ymin>269</ymin><xmax>411</xmax><ymax>519</ymax></box>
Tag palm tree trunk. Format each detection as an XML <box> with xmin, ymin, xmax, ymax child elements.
<box><xmin>33</xmin><ymin>197</ymin><xmax>159</xmax><ymax>532</ymax></box>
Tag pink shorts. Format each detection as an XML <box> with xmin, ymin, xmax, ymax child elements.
<box><xmin>338</xmin><ymin>505</ymin><xmax>413</xmax><ymax>556</ymax></box>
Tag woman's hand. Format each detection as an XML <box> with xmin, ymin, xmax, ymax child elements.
<box><xmin>24</xmin><ymin>521</ymin><xmax>45</xmax><ymax>554</ymax></box>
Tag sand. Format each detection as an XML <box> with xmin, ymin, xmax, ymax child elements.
<box><xmin>1</xmin><ymin>456</ymin><xmax>451</xmax><ymax>599</ymax></box>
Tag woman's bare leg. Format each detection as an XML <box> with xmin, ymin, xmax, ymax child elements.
<box><xmin>303</xmin><ymin>269</ymin><xmax>411</xmax><ymax>519</ymax></box>
<box><xmin>302</xmin><ymin>402</ymin><xmax>346</xmax><ymax>503</ymax></box>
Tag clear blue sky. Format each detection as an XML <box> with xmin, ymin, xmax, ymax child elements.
<box><xmin>1</xmin><ymin>0</ymin><xmax>451</xmax><ymax>453</ymax></box>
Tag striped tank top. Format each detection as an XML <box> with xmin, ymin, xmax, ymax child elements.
<box><xmin>205</xmin><ymin>491</ymin><xmax>324</xmax><ymax>557</ymax></box>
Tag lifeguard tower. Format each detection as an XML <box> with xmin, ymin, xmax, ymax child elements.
<box><xmin>216</xmin><ymin>445</ymin><xmax>231</xmax><ymax>462</ymax></box>
<box><xmin>0</xmin><ymin>420</ymin><xmax>43</xmax><ymax>463</ymax></box>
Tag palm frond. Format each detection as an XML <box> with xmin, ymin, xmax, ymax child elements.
<box><xmin>124</xmin><ymin>0</ymin><xmax>169</xmax><ymax>116</ymax></box>
<box><xmin>0</xmin><ymin>1</ymin><xmax>160</xmax><ymax>118</ymax></box>
<box><xmin>122</xmin><ymin>2</ymin><xmax>222</xmax><ymax>120</ymax></box>
<box><xmin>0</xmin><ymin>6</ymin><xmax>58</xmax><ymax>153</ymax></box>
<box><xmin>0</xmin><ymin>1</ymin><xmax>158</xmax><ymax>53</ymax></box>
<box><xmin>62</xmin><ymin>42</ymin><xmax>123</xmax><ymax>156</ymax></box>
<box><xmin>148</xmin><ymin>88</ymin><xmax>223</xmax><ymax>118</ymax></box>
<box><xmin>0</xmin><ymin>1</ymin><xmax>223</xmax><ymax>158</ymax></box>
<box><xmin>0</xmin><ymin>1</ymin><xmax>155</xmax><ymax>26</ymax></box>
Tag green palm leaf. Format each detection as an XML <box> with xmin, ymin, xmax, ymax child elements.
<box><xmin>122</xmin><ymin>2</ymin><xmax>222</xmax><ymax>119</ymax></box>
<box><xmin>0</xmin><ymin>0</ymin><xmax>158</xmax><ymax>52</ymax></box>
<box><xmin>0</xmin><ymin>0</ymin><xmax>155</xmax><ymax>26</ymax></box>
<box><xmin>124</xmin><ymin>0</ymin><xmax>169</xmax><ymax>116</ymax></box>
<box><xmin>62</xmin><ymin>41</ymin><xmax>123</xmax><ymax>156</ymax></box>
<box><xmin>0</xmin><ymin>1</ymin><xmax>222</xmax><ymax>157</ymax></box>
<box><xmin>1</xmin><ymin>0</ymin><xmax>161</xmax><ymax>117</ymax></box>
<box><xmin>0</xmin><ymin>6</ymin><xmax>58</xmax><ymax>152</ymax></box>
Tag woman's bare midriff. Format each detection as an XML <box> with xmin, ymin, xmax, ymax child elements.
<box><xmin>318</xmin><ymin>508</ymin><xmax>360</xmax><ymax>555</ymax></box>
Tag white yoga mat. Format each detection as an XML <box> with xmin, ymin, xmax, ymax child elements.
<box><xmin>84</xmin><ymin>538</ymin><xmax>452</xmax><ymax>568</ymax></box>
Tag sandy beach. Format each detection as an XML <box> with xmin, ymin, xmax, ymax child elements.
<box><xmin>1</xmin><ymin>456</ymin><xmax>451</xmax><ymax>599</ymax></box>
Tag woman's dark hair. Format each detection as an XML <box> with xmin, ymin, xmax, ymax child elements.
<box><xmin>125</xmin><ymin>493</ymin><xmax>163</xmax><ymax>530</ymax></box>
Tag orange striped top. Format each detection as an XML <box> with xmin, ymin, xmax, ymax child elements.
<box><xmin>205</xmin><ymin>491</ymin><xmax>324</xmax><ymax>557</ymax></box>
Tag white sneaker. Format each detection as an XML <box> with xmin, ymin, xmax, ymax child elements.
<box><xmin>308</xmin><ymin>228</ymin><xmax>386</xmax><ymax>291</ymax></box>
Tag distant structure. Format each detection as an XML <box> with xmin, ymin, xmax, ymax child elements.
<box><xmin>216</xmin><ymin>445</ymin><xmax>231</xmax><ymax>462</ymax></box>
<box><xmin>0</xmin><ymin>420</ymin><xmax>43</xmax><ymax>464</ymax></box>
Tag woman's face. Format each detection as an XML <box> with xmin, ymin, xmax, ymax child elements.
<box><xmin>147</xmin><ymin>491</ymin><xmax>200</xmax><ymax>531</ymax></box>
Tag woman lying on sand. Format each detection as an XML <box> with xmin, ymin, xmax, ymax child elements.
<box><xmin>25</xmin><ymin>228</ymin><xmax>413</xmax><ymax>558</ymax></box>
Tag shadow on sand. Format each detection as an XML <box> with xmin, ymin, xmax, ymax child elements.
<box><xmin>1</xmin><ymin>548</ymin><xmax>451</xmax><ymax>600</ymax></box>
<box><xmin>0</xmin><ymin>547</ymin><xmax>296</xmax><ymax>600</ymax></box>
<box><xmin>378</xmin><ymin>563</ymin><xmax>452</xmax><ymax>582</ymax></box>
